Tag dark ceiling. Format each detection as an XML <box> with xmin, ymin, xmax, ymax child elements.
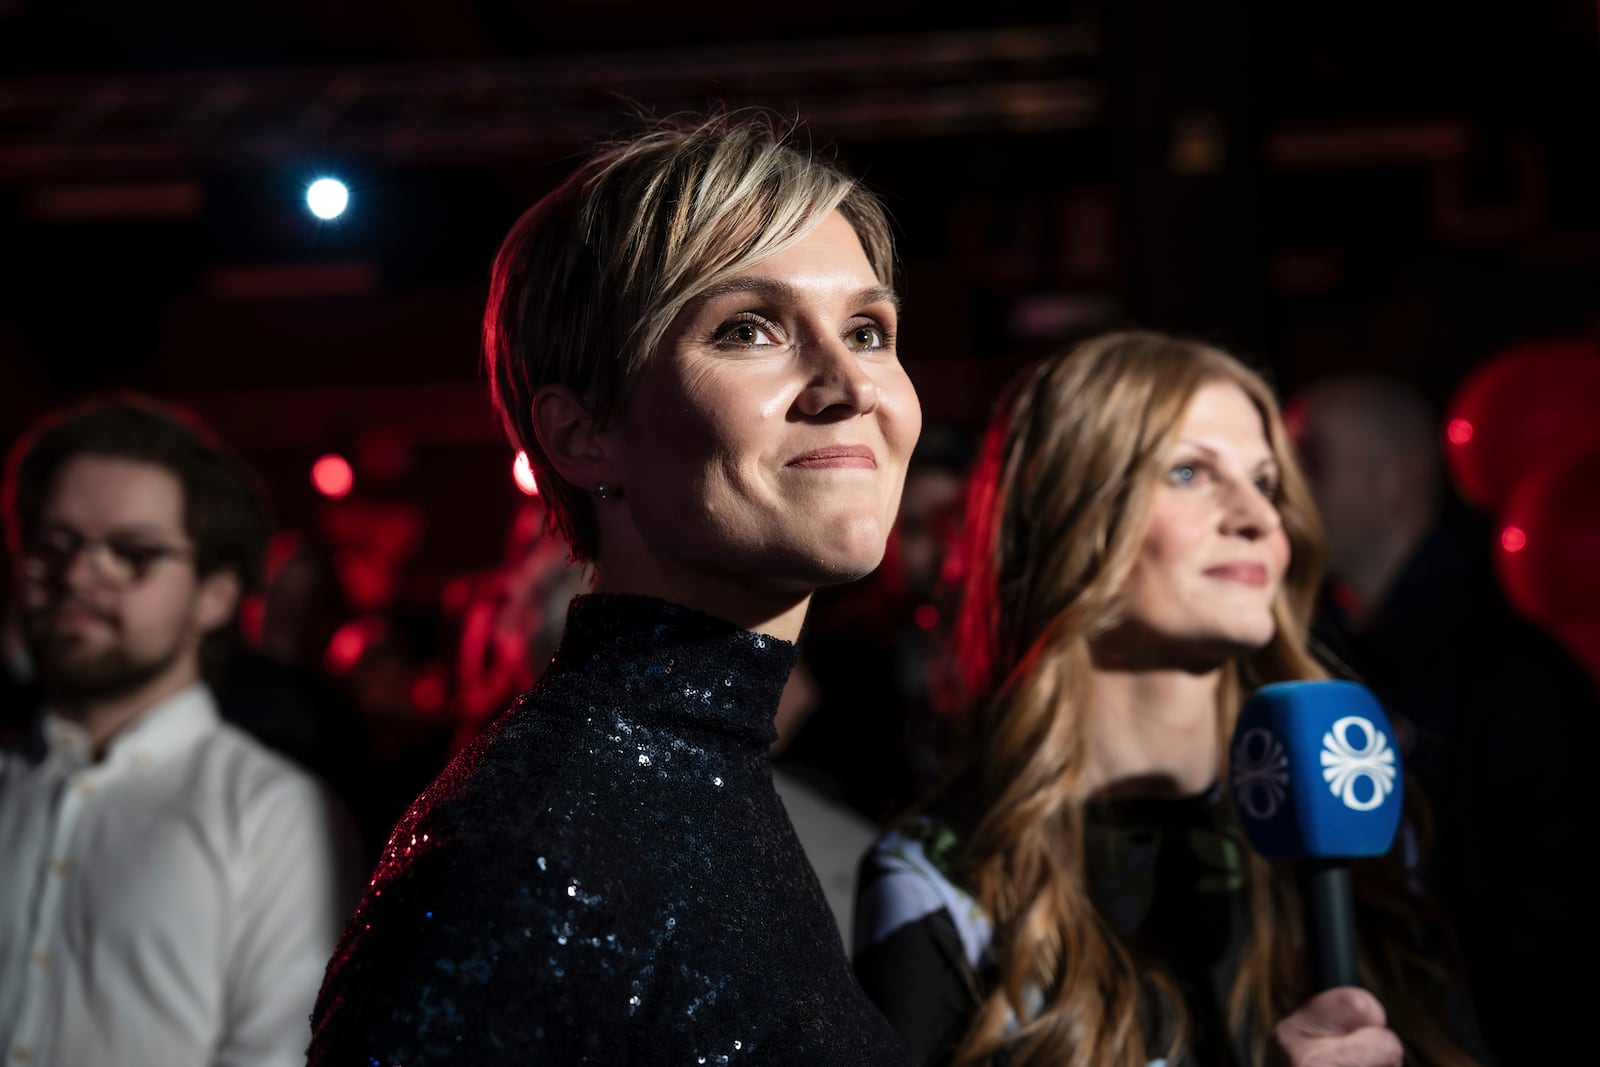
<box><xmin>2</xmin><ymin>0</ymin><xmax>1597</xmax><ymax>590</ymax></box>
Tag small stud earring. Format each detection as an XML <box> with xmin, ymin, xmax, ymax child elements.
<box><xmin>595</xmin><ymin>482</ymin><xmax>612</xmax><ymax>500</ymax></box>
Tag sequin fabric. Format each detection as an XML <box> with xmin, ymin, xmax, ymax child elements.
<box><xmin>308</xmin><ymin>593</ymin><xmax>909</xmax><ymax>1065</ymax></box>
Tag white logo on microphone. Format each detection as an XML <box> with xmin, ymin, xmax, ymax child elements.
<box><xmin>1320</xmin><ymin>715</ymin><xmax>1397</xmax><ymax>812</ymax></box>
<box><xmin>1231</xmin><ymin>727</ymin><xmax>1290</xmax><ymax>819</ymax></box>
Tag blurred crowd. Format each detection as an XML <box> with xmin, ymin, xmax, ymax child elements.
<box><xmin>2</xmin><ymin>345</ymin><xmax>1596</xmax><ymax>1065</ymax></box>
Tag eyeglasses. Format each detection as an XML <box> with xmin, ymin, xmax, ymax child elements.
<box><xmin>22</xmin><ymin>527</ymin><xmax>196</xmax><ymax>588</ymax></box>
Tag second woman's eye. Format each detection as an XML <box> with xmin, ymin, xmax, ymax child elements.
<box><xmin>1167</xmin><ymin>461</ymin><xmax>1205</xmax><ymax>486</ymax></box>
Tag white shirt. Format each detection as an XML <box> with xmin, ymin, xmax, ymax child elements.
<box><xmin>0</xmin><ymin>685</ymin><xmax>359</xmax><ymax>1067</ymax></box>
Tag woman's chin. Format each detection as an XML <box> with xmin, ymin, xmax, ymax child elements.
<box><xmin>780</xmin><ymin>546</ymin><xmax>887</xmax><ymax>588</ymax></box>
<box><xmin>759</xmin><ymin>515</ymin><xmax>886</xmax><ymax>584</ymax></box>
<box><xmin>1212</xmin><ymin>622</ymin><xmax>1278</xmax><ymax>662</ymax></box>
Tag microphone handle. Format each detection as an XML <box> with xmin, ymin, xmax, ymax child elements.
<box><xmin>1299</xmin><ymin>858</ymin><xmax>1359</xmax><ymax>989</ymax></box>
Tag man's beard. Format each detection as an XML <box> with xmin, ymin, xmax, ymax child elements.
<box><xmin>22</xmin><ymin>608</ymin><xmax>185</xmax><ymax>704</ymax></box>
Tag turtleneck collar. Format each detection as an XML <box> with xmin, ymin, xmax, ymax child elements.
<box><xmin>545</xmin><ymin>593</ymin><xmax>799</xmax><ymax>747</ymax></box>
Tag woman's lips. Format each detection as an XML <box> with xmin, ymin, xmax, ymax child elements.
<box><xmin>1204</xmin><ymin>562</ymin><xmax>1269</xmax><ymax>586</ymax></box>
<box><xmin>785</xmin><ymin>445</ymin><xmax>877</xmax><ymax>470</ymax></box>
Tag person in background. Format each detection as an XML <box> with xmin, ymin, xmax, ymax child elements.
<box><xmin>855</xmin><ymin>333</ymin><xmax>1487</xmax><ymax>1067</ymax></box>
<box><xmin>449</xmin><ymin>494</ymin><xmax>589</xmax><ymax>754</ymax></box>
<box><xmin>0</xmin><ymin>397</ymin><xmax>361</xmax><ymax>1067</ymax></box>
<box><xmin>1292</xmin><ymin>373</ymin><xmax>1596</xmax><ymax>1065</ymax></box>
<box><xmin>215</xmin><ymin>530</ymin><xmax>386</xmax><ymax>857</ymax></box>
<box><xmin>308</xmin><ymin>112</ymin><xmax>918</xmax><ymax>1065</ymax></box>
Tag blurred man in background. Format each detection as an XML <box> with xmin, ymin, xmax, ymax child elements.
<box><xmin>0</xmin><ymin>397</ymin><xmax>360</xmax><ymax>1067</ymax></box>
<box><xmin>1292</xmin><ymin>374</ymin><xmax>1597</xmax><ymax>1065</ymax></box>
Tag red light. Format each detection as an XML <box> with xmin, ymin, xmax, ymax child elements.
<box><xmin>1446</xmin><ymin>418</ymin><xmax>1474</xmax><ymax>446</ymax></box>
<box><xmin>1442</xmin><ymin>338</ymin><xmax>1600</xmax><ymax>511</ymax></box>
<box><xmin>513</xmin><ymin>451</ymin><xmax>539</xmax><ymax>496</ymax></box>
<box><xmin>263</xmin><ymin>530</ymin><xmax>304</xmax><ymax>582</ymax></box>
<box><xmin>324</xmin><ymin>619</ymin><xmax>370</xmax><ymax>675</ymax></box>
<box><xmin>312</xmin><ymin>454</ymin><xmax>355</xmax><ymax>499</ymax></box>
<box><xmin>441</xmin><ymin>576</ymin><xmax>475</xmax><ymax>615</ymax></box>
<box><xmin>239</xmin><ymin>594</ymin><xmax>265</xmax><ymax>645</ymax></box>
<box><xmin>410</xmin><ymin>672</ymin><xmax>447</xmax><ymax>714</ymax></box>
<box><xmin>913</xmin><ymin>603</ymin><xmax>940</xmax><ymax>630</ymax></box>
<box><xmin>1501</xmin><ymin>526</ymin><xmax>1527</xmax><ymax>553</ymax></box>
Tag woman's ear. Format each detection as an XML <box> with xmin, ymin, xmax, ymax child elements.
<box><xmin>531</xmin><ymin>384</ymin><xmax>612</xmax><ymax>488</ymax></box>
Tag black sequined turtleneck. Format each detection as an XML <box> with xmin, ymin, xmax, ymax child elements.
<box><xmin>309</xmin><ymin>594</ymin><xmax>908</xmax><ymax>1066</ymax></box>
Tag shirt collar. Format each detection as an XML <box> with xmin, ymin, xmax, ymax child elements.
<box><xmin>42</xmin><ymin>684</ymin><xmax>219</xmax><ymax>769</ymax></box>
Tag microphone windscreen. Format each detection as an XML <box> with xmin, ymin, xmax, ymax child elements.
<box><xmin>1229</xmin><ymin>680</ymin><xmax>1404</xmax><ymax>860</ymax></box>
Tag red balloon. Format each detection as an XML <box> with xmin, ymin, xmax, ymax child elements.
<box><xmin>1544</xmin><ymin>619</ymin><xmax>1600</xmax><ymax>697</ymax></box>
<box><xmin>1444</xmin><ymin>339</ymin><xmax>1600</xmax><ymax>512</ymax></box>
<box><xmin>1495</xmin><ymin>446</ymin><xmax>1600</xmax><ymax>628</ymax></box>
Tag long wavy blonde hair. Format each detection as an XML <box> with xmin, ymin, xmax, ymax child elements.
<box><xmin>946</xmin><ymin>331</ymin><xmax>1477</xmax><ymax>1067</ymax></box>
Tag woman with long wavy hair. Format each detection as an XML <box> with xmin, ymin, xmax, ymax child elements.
<box><xmin>854</xmin><ymin>331</ymin><xmax>1486</xmax><ymax>1067</ymax></box>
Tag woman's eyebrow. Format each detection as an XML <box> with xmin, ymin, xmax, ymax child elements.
<box><xmin>852</xmin><ymin>285</ymin><xmax>902</xmax><ymax>313</ymax></box>
<box><xmin>694</xmin><ymin>277</ymin><xmax>901</xmax><ymax>314</ymax></box>
<box><xmin>1173</xmin><ymin>441</ymin><xmax>1220</xmax><ymax>459</ymax></box>
<box><xmin>1175</xmin><ymin>441</ymin><xmax>1279</xmax><ymax>470</ymax></box>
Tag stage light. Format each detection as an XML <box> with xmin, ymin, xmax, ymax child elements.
<box><xmin>1501</xmin><ymin>526</ymin><xmax>1527</xmax><ymax>553</ymax></box>
<box><xmin>513</xmin><ymin>451</ymin><xmax>539</xmax><ymax>495</ymax></box>
<box><xmin>312</xmin><ymin>453</ymin><xmax>355</xmax><ymax>499</ymax></box>
<box><xmin>306</xmin><ymin>178</ymin><xmax>350</xmax><ymax>220</ymax></box>
<box><xmin>1446</xmin><ymin>418</ymin><xmax>1473</xmax><ymax>446</ymax></box>
<box><xmin>325</xmin><ymin>616</ymin><xmax>385</xmax><ymax>675</ymax></box>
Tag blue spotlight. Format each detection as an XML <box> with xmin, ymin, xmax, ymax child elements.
<box><xmin>306</xmin><ymin>178</ymin><xmax>350</xmax><ymax>220</ymax></box>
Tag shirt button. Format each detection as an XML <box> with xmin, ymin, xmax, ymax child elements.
<box><xmin>31</xmin><ymin>950</ymin><xmax>50</xmax><ymax>969</ymax></box>
<box><xmin>49</xmin><ymin>859</ymin><xmax>72</xmax><ymax>878</ymax></box>
<box><xmin>71</xmin><ymin>781</ymin><xmax>94</xmax><ymax>798</ymax></box>
<box><xmin>11</xmin><ymin>1047</ymin><xmax>35</xmax><ymax>1064</ymax></box>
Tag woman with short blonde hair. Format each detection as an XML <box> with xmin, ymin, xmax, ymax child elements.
<box><xmin>312</xmin><ymin>112</ymin><xmax>918</xmax><ymax>1066</ymax></box>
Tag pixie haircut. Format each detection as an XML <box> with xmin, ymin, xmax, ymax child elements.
<box><xmin>482</xmin><ymin>111</ymin><xmax>897</xmax><ymax>561</ymax></box>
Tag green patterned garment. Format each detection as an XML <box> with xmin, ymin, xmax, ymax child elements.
<box><xmin>853</xmin><ymin>787</ymin><xmax>1254</xmax><ymax>1067</ymax></box>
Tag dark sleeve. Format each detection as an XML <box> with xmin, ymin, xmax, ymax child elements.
<box><xmin>853</xmin><ymin>848</ymin><xmax>983</xmax><ymax>1067</ymax></box>
<box><xmin>307</xmin><ymin>826</ymin><xmax>628</xmax><ymax>1065</ymax></box>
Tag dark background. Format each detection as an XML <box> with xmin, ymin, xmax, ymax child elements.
<box><xmin>3</xmin><ymin>0</ymin><xmax>1597</xmax><ymax>651</ymax></box>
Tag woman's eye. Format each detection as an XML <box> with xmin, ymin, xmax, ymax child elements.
<box><xmin>1255</xmin><ymin>477</ymin><xmax>1281</xmax><ymax>500</ymax></box>
<box><xmin>847</xmin><ymin>324</ymin><xmax>888</xmax><ymax>350</ymax></box>
<box><xmin>716</xmin><ymin>319</ymin><xmax>778</xmax><ymax>347</ymax></box>
<box><xmin>1168</xmin><ymin>463</ymin><xmax>1200</xmax><ymax>486</ymax></box>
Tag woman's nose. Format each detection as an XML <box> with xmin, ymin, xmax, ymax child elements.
<box><xmin>795</xmin><ymin>338</ymin><xmax>879</xmax><ymax>419</ymax></box>
<box><xmin>1221</xmin><ymin>480</ymin><xmax>1281</xmax><ymax>539</ymax></box>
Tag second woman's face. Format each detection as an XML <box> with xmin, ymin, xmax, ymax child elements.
<box><xmin>1117</xmin><ymin>380</ymin><xmax>1291</xmax><ymax>662</ymax></box>
<box><xmin>610</xmin><ymin>210</ymin><xmax>921</xmax><ymax>596</ymax></box>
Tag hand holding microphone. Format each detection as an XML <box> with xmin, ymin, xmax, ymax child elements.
<box><xmin>1231</xmin><ymin>680</ymin><xmax>1407</xmax><ymax>1067</ymax></box>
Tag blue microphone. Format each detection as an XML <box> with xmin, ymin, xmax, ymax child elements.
<box><xmin>1229</xmin><ymin>679</ymin><xmax>1404</xmax><ymax>989</ymax></box>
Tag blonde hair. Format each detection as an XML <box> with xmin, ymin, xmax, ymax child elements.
<box><xmin>483</xmin><ymin>110</ymin><xmax>895</xmax><ymax>560</ymax></box>
<box><xmin>946</xmin><ymin>331</ymin><xmax>1476</xmax><ymax>1067</ymax></box>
